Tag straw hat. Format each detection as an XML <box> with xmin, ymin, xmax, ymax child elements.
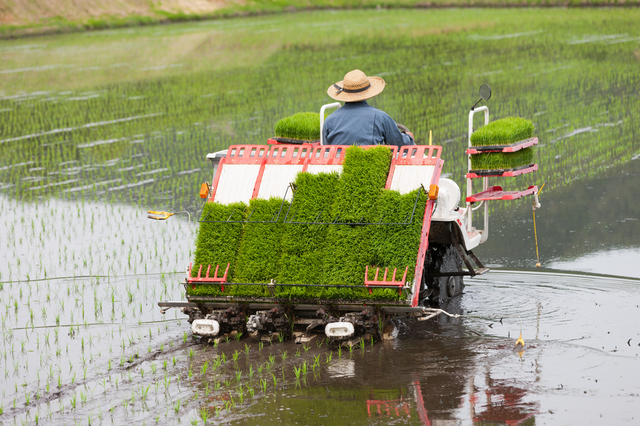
<box><xmin>327</xmin><ymin>69</ymin><xmax>386</xmax><ymax>102</ymax></box>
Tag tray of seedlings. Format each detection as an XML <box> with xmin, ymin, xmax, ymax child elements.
<box><xmin>466</xmin><ymin>117</ymin><xmax>539</xmax><ymax>200</ymax></box>
<box><xmin>268</xmin><ymin>112</ymin><xmax>321</xmax><ymax>144</ymax></box>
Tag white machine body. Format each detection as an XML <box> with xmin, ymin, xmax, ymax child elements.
<box><xmin>325</xmin><ymin>322</ymin><xmax>355</xmax><ymax>339</ymax></box>
<box><xmin>191</xmin><ymin>319</ymin><xmax>220</xmax><ymax>337</ymax></box>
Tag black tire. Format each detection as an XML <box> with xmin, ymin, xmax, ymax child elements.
<box><xmin>422</xmin><ymin>243</ymin><xmax>465</xmax><ymax>307</ymax></box>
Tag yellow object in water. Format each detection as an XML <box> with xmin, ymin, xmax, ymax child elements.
<box><xmin>516</xmin><ymin>332</ymin><xmax>525</xmax><ymax>347</ymax></box>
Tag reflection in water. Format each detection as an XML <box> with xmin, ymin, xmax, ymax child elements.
<box><xmin>469</xmin><ymin>375</ymin><xmax>538</xmax><ymax>426</ymax></box>
<box><xmin>224</xmin><ymin>270</ymin><xmax>639</xmax><ymax>425</ymax></box>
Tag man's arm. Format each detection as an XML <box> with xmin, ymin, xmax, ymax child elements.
<box><xmin>379</xmin><ymin>111</ymin><xmax>415</xmax><ymax>147</ymax></box>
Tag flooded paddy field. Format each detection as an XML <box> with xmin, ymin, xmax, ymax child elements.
<box><xmin>1</xmin><ymin>7</ymin><xmax>639</xmax><ymax>425</ymax></box>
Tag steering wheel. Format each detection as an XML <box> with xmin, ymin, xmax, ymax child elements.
<box><xmin>397</xmin><ymin>123</ymin><xmax>411</xmax><ymax>134</ymax></box>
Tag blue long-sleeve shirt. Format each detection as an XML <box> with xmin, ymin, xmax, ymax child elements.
<box><xmin>322</xmin><ymin>101</ymin><xmax>414</xmax><ymax>147</ymax></box>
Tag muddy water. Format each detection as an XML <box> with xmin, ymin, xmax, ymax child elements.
<box><xmin>1</xmin><ymin>161</ymin><xmax>639</xmax><ymax>424</ymax></box>
<box><xmin>192</xmin><ymin>270</ymin><xmax>638</xmax><ymax>425</ymax></box>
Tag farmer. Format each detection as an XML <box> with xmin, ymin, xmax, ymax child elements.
<box><xmin>323</xmin><ymin>69</ymin><xmax>415</xmax><ymax>147</ymax></box>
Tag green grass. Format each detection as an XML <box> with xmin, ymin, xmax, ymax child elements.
<box><xmin>470</xmin><ymin>117</ymin><xmax>535</xmax><ymax>146</ymax></box>
<box><xmin>470</xmin><ymin>147</ymin><xmax>534</xmax><ymax>170</ymax></box>
<box><xmin>3</xmin><ymin>0</ymin><xmax>640</xmax><ymax>39</ymax></box>
<box><xmin>274</xmin><ymin>112</ymin><xmax>321</xmax><ymax>141</ymax></box>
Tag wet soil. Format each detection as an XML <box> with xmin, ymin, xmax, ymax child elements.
<box><xmin>1</xmin><ymin>154</ymin><xmax>638</xmax><ymax>426</ymax></box>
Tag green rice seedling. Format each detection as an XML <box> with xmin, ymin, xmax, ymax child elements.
<box><xmin>201</xmin><ymin>361</ymin><xmax>209</xmax><ymax>375</ymax></box>
<box><xmin>249</xmin><ymin>364</ymin><xmax>254</xmax><ymax>378</ymax></box>
<box><xmin>235</xmin><ymin>370</ymin><xmax>241</xmax><ymax>381</ymax></box>
<box><xmin>281</xmin><ymin>351</ymin><xmax>288</xmax><ymax>361</ymax></box>
<box><xmin>235</xmin><ymin>332</ymin><xmax>243</xmax><ymax>341</ymax></box>
<box><xmin>277</xmin><ymin>171</ymin><xmax>340</xmax><ymax>287</ymax></box>
<box><xmin>188</xmin><ymin>202</ymin><xmax>246</xmax><ymax>297</ymax></box>
<box><xmin>274</xmin><ymin>112</ymin><xmax>321</xmax><ymax>142</ymax></box>
<box><xmin>232</xmin><ymin>350</ymin><xmax>240</xmax><ymax>362</ymax></box>
<box><xmin>325</xmin><ymin>351</ymin><xmax>332</xmax><ymax>364</ymax></box>
<box><xmin>233</xmin><ymin>198</ymin><xmax>288</xmax><ymax>296</ymax></box>
<box><xmin>200</xmin><ymin>407</ymin><xmax>209</xmax><ymax>424</ymax></box>
<box><xmin>260</xmin><ymin>379</ymin><xmax>267</xmax><ymax>393</ymax></box>
<box><xmin>173</xmin><ymin>399</ymin><xmax>181</xmax><ymax>413</ymax></box>
<box><xmin>337</xmin><ymin>346</ymin><xmax>342</xmax><ymax>358</ymax></box>
<box><xmin>294</xmin><ymin>365</ymin><xmax>301</xmax><ymax>379</ymax></box>
<box><xmin>470</xmin><ymin>117</ymin><xmax>534</xmax><ymax>146</ymax></box>
<box><xmin>320</xmin><ymin>146</ymin><xmax>394</xmax><ymax>297</ymax></box>
<box><xmin>244</xmin><ymin>343</ymin><xmax>250</xmax><ymax>355</ymax></box>
<box><xmin>470</xmin><ymin>148</ymin><xmax>534</xmax><ymax>171</ymax></box>
<box><xmin>271</xmin><ymin>373</ymin><xmax>277</xmax><ymax>387</ymax></box>
<box><xmin>141</xmin><ymin>385</ymin><xmax>150</xmax><ymax>401</ymax></box>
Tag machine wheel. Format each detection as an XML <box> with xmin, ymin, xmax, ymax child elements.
<box><xmin>422</xmin><ymin>243</ymin><xmax>465</xmax><ymax>307</ymax></box>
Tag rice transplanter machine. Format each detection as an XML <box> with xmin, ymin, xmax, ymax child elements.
<box><xmin>155</xmin><ymin>85</ymin><xmax>541</xmax><ymax>343</ymax></box>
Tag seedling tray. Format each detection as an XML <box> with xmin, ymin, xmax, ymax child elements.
<box><xmin>466</xmin><ymin>137</ymin><xmax>538</xmax><ymax>154</ymax></box>
<box><xmin>466</xmin><ymin>163</ymin><xmax>537</xmax><ymax>178</ymax></box>
<box><xmin>268</xmin><ymin>137</ymin><xmax>319</xmax><ymax>145</ymax></box>
<box><xmin>466</xmin><ymin>185</ymin><xmax>538</xmax><ymax>202</ymax></box>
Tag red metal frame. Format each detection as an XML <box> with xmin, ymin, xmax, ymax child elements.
<box><xmin>466</xmin><ymin>164</ymin><xmax>538</xmax><ymax>179</ymax></box>
<box><xmin>209</xmin><ymin>145</ymin><xmax>270</xmax><ymax>202</ymax></box>
<box><xmin>211</xmin><ymin>145</ymin><xmax>401</xmax><ymax>201</ymax></box>
<box><xmin>396</xmin><ymin>145</ymin><xmax>442</xmax><ymax>166</ymax></box>
<box><xmin>187</xmin><ymin>263</ymin><xmax>230</xmax><ymax>291</ymax></box>
<box><xmin>466</xmin><ymin>137</ymin><xmax>538</xmax><ymax>154</ymax></box>
<box><xmin>306</xmin><ymin>145</ymin><xmax>348</xmax><ymax>166</ymax></box>
<box><xmin>364</xmin><ymin>266</ymin><xmax>409</xmax><ymax>295</ymax></box>
<box><xmin>224</xmin><ymin>145</ymin><xmax>270</xmax><ymax>165</ymax></box>
<box><xmin>266</xmin><ymin>144</ymin><xmax>313</xmax><ymax>166</ymax></box>
<box><xmin>466</xmin><ymin>185</ymin><xmax>538</xmax><ymax>203</ymax></box>
<box><xmin>411</xmin><ymin>154</ymin><xmax>444</xmax><ymax>308</ymax></box>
